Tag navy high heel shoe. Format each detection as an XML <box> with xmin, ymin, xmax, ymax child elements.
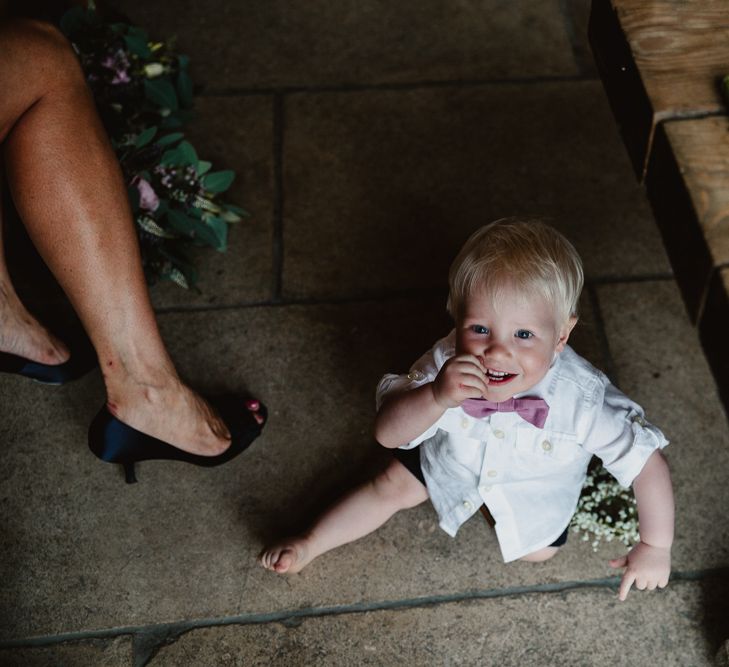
<box><xmin>88</xmin><ymin>394</ymin><xmax>267</xmax><ymax>483</ymax></box>
<box><xmin>0</xmin><ymin>344</ymin><xmax>97</xmax><ymax>385</ymax></box>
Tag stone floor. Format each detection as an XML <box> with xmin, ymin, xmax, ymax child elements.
<box><xmin>2</xmin><ymin>1</ymin><xmax>729</xmax><ymax>665</ymax></box>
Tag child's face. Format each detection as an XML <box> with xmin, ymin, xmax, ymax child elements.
<box><xmin>455</xmin><ymin>285</ymin><xmax>576</xmax><ymax>402</ymax></box>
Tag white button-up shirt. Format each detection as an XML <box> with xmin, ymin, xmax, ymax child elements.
<box><xmin>376</xmin><ymin>331</ymin><xmax>668</xmax><ymax>562</ymax></box>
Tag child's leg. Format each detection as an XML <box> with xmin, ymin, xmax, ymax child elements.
<box><xmin>519</xmin><ymin>546</ymin><xmax>559</xmax><ymax>562</ymax></box>
<box><xmin>260</xmin><ymin>457</ymin><xmax>428</xmax><ymax>574</ymax></box>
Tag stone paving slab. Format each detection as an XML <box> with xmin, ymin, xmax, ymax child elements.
<box><xmin>3</xmin><ymin>277</ymin><xmax>728</xmax><ymax>640</ymax></box>
<box><xmin>149</xmin><ymin>95</ymin><xmax>274</xmax><ymax>309</ymax></box>
<box><xmin>111</xmin><ymin>0</ymin><xmax>577</xmax><ymax>90</ymax></box>
<box><xmin>0</xmin><ymin>293</ymin><xmax>596</xmax><ymax>640</ymax></box>
<box><xmin>0</xmin><ymin>636</ymin><xmax>132</xmax><ymax>667</ymax></box>
<box><xmin>146</xmin><ymin>581</ymin><xmax>721</xmax><ymax>666</ymax></box>
<box><xmin>595</xmin><ymin>280</ymin><xmax>729</xmax><ymax>570</ymax></box>
<box><xmin>282</xmin><ymin>81</ymin><xmax>670</xmax><ymax>300</ymax></box>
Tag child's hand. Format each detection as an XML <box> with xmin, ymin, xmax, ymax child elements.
<box><xmin>432</xmin><ymin>354</ymin><xmax>488</xmax><ymax>409</ymax></box>
<box><xmin>609</xmin><ymin>541</ymin><xmax>671</xmax><ymax>601</ymax></box>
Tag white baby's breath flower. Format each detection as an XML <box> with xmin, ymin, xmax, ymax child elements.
<box><xmin>571</xmin><ymin>464</ymin><xmax>639</xmax><ymax>552</ymax></box>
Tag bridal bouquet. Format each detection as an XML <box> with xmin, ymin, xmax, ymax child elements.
<box><xmin>60</xmin><ymin>5</ymin><xmax>247</xmax><ymax>288</ymax></box>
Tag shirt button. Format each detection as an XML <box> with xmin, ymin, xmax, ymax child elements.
<box><xmin>486</xmin><ymin>470</ymin><xmax>497</xmax><ymax>478</ymax></box>
<box><xmin>479</xmin><ymin>485</ymin><xmax>492</xmax><ymax>493</ymax></box>
<box><xmin>542</xmin><ymin>440</ymin><xmax>553</xmax><ymax>452</ymax></box>
<box><xmin>493</xmin><ymin>429</ymin><xmax>505</xmax><ymax>439</ymax></box>
<box><xmin>461</xmin><ymin>417</ymin><xmax>470</xmax><ymax>429</ymax></box>
<box><xmin>407</xmin><ymin>370</ymin><xmax>425</xmax><ymax>381</ymax></box>
<box><xmin>462</xmin><ymin>500</ymin><xmax>473</xmax><ymax>510</ymax></box>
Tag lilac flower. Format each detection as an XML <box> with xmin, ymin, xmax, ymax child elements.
<box><xmin>134</xmin><ymin>177</ymin><xmax>160</xmax><ymax>212</ymax></box>
<box><xmin>100</xmin><ymin>49</ymin><xmax>131</xmax><ymax>86</ymax></box>
<box><xmin>111</xmin><ymin>70</ymin><xmax>131</xmax><ymax>85</ymax></box>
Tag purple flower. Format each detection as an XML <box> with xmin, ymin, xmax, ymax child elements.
<box><xmin>134</xmin><ymin>177</ymin><xmax>160</xmax><ymax>212</ymax></box>
<box><xmin>100</xmin><ymin>49</ymin><xmax>131</xmax><ymax>86</ymax></box>
<box><xmin>111</xmin><ymin>70</ymin><xmax>131</xmax><ymax>85</ymax></box>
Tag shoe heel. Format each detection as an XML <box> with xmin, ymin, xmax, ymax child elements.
<box><xmin>124</xmin><ymin>462</ymin><xmax>137</xmax><ymax>484</ymax></box>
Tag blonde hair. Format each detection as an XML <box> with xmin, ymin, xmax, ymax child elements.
<box><xmin>447</xmin><ymin>218</ymin><xmax>584</xmax><ymax>324</ymax></box>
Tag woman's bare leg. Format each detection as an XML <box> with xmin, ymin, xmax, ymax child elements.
<box><xmin>0</xmin><ymin>166</ymin><xmax>70</xmax><ymax>364</ymax></box>
<box><xmin>0</xmin><ymin>19</ymin><xmax>259</xmax><ymax>455</ymax></box>
<box><xmin>260</xmin><ymin>458</ymin><xmax>429</xmax><ymax>574</ymax></box>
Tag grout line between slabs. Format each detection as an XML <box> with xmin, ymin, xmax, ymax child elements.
<box><xmin>151</xmin><ymin>274</ymin><xmax>675</xmax><ymax>316</ymax></box>
<box><xmin>558</xmin><ymin>0</ymin><xmax>588</xmax><ymax>77</ymax></box>
<box><xmin>1</xmin><ymin>567</ymin><xmax>726</xmax><ymax>651</ymax></box>
<box><xmin>197</xmin><ymin>73</ymin><xmax>600</xmax><ymax>98</ymax></box>
<box><xmin>271</xmin><ymin>94</ymin><xmax>285</xmax><ymax>302</ymax></box>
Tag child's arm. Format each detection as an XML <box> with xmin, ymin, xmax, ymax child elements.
<box><xmin>375</xmin><ymin>354</ymin><xmax>487</xmax><ymax>448</ymax></box>
<box><xmin>609</xmin><ymin>449</ymin><xmax>674</xmax><ymax>601</ymax></box>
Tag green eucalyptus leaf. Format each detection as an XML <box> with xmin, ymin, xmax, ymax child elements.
<box><xmin>207</xmin><ymin>216</ymin><xmax>229</xmax><ymax>251</ymax></box>
<box><xmin>134</xmin><ymin>126</ymin><xmax>157</xmax><ymax>148</ymax></box>
<box><xmin>226</xmin><ymin>204</ymin><xmax>251</xmax><ymax>217</ymax></box>
<box><xmin>144</xmin><ymin>78</ymin><xmax>178</xmax><ymax>111</ymax></box>
<box><xmin>196</xmin><ymin>160</ymin><xmax>212</xmax><ymax>175</ymax></box>
<box><xmin>124</xmin><ymin>33</ymin><xmax>151</xmax><ymax>58</ymax></box>
<box><xmin>156</xmin><ymin>132</ymin><xmax>184</xmax><ymax>147</ymax></box>
<box><xmin>160</xmin><ymin>115</ymin><xmax>184</xmax><ymax>129</ymax></box>
<box><xmin>166</xmin><ymin>209</ymin><xmax>197</xmax><ymax>236</ymax></box>
<box><xmin>177</xmin><ymin>141</ymin><xmax>198</xmax><ymax>166</ymax></box>
<box><xmin>177</xmin><ymin>54</ymin><xmax>190</xmax><ymax>70</ymax></box>
<box><xmin>177</xmin><ymin>70</ymin><xmax>193</xmax><ymax>108</ymax></box>
<box><xmin>159</xmin><ymin>148</ymin><xmax>181</xmax><ymax>166</ymax></box>
<box><xmin>202</xmin><ymin>170</ymin><xmax>235</xmax><ymax>193</ymax></box>
<box><xmin>193</xmin><ymin>216</ymin><xmax>228</xmax><ymax>250</ymax></box>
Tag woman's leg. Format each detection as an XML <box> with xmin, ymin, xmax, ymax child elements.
<box><xmin>0</xmin><ymin>165</ymin><xmax>70</xmax><ymax>365</ymax></box>
<box><xmin>260</xmin><ymin>458</ymin><xmax>429</xmax><ymax>574</ymax></box>
<box><xmin>0</xmin><ymin>19</ymin><xmax>259</xmax><ymax>455</ymax></box>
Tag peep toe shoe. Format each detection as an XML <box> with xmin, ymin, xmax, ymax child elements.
<box><xmin>0</xmin><ymin>344</ymin><xmax>97</xmax><ymax>385</ymax></box>
<box><xmin>88</xmin><ymin>394</ymin><xmax>267</xmax><ymax>483</ymax></box>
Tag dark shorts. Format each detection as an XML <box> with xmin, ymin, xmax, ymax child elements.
<box><xmin>393</xmin><ymin>447</ymin><xmax>569</xmax><ymax>548</ymax></box>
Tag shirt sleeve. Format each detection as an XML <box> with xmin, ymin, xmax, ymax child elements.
<box><xmin>582</xmin><ymin>378</ymin><xmax>669</xmax><ymax>488</ymax></box>
<box><xmin>375</xmin><ymin>332</ymin><xmax>455</xmax><ymax>448</ymax></box>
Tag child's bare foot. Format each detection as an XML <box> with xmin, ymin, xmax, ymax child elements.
<box><xmin>259</xmin><ymin>539</ymin><xmax>312</xmax><ymax>574</ymax></box>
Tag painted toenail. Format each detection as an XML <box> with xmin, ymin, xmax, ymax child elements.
<box><xmin>246</xmin><ymin>399</ymin><xmax>260</xmax><ymax>411</ymax></box>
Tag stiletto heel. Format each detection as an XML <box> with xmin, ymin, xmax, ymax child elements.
<box><xmin>124</xmin><ymin>462</ymin><xmax>137</xmax><ymax>484</ymax></box>
<box><xmin>88</xmin><ymin>394</ymin><xmax>266</xmax><ymax>482</ymax></box>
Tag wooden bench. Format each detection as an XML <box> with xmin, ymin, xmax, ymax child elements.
<box><xmin>589</xmin><ymin>0</ymin><xmax>729</xmax><ymax>412</ymax></box>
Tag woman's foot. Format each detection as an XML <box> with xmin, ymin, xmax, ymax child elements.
<box><xmin>104</xmin><ymin>363</ymin><xmax>264</xmax><ymax>457</ymax></box>
<box><xmin>0</xmin><ymin>279</ymin><xmax>70</xmax><ymax>365</ymax></box>
<box><xmin>259</xmin><ymin>538</ymin><xmax>313</xmax><ymax>574</ymax></box>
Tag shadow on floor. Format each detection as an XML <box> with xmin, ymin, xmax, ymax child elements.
<box><xmin>701</xmin><ymin>574</ymin><xmax>729</xmax><ymax>658</ymax></box>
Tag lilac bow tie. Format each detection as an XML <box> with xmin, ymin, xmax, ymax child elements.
<box><xmin>461</xmin><ymin>397</ymin><xmax>550</xmax><ymax>429</ymax></box>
